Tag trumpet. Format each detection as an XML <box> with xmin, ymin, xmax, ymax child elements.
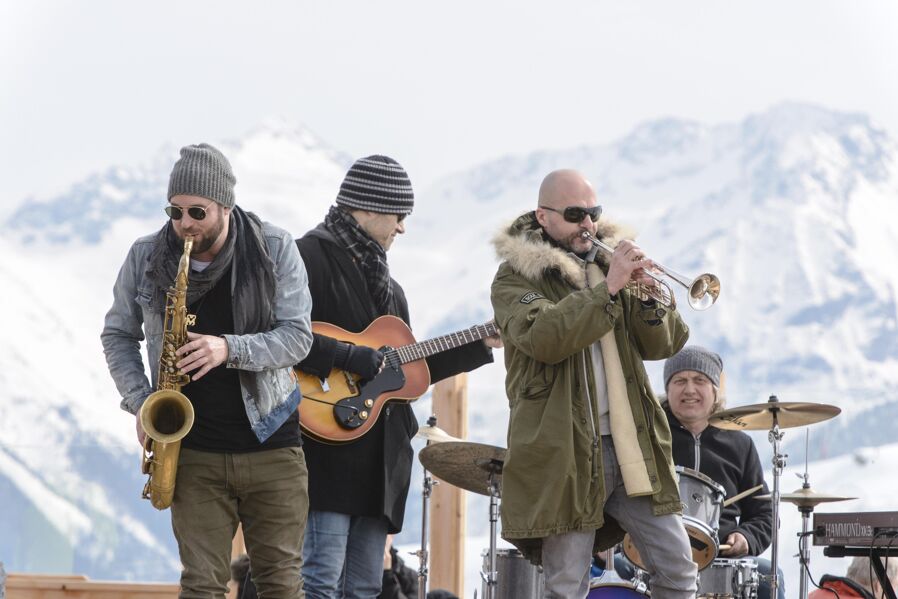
<box><xmin>580</xmin><ymin>231</ymin><xmax>720</xmax><ymax>311</ymax></box>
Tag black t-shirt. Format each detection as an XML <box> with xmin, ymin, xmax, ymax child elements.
<box><xmin>180</xmin><ymin>266</ymin><xmax>300</xmax><ymax>452</ymax></box>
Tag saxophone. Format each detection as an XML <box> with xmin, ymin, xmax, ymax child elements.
<box><xmin>139</xmin><ymin>236</ymin><xmax>197</xmax><ymax>510</ymax></box>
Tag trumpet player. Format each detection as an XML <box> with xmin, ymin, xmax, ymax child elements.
<box><xmin>490</xmin><ymin>169</ymin><xmax>696</xmax><ymax>599</ymax></box>
<box><xmin>101</xmin><ymin>143</ymin><xmax>313</xmax><ymax>599</ymax></box>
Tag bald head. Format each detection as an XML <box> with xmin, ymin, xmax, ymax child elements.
<box><xmin>535</xmin><ymin>169</ymin><xmax>600</xmax><ymax>253</ymax></box>
<box><xmin>538</xmin><ymin>169</ymin><xmax>596</xmax><ymax>209</ymax></box>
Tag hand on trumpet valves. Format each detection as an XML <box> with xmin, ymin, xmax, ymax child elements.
<box><xmin>606</xmin><ymin>240</ymin><xmax>656</xmax><ymax>296</ymax></box>
<box><xmin>175</xmin><ymin>331</ymin><xmax>230</xmax><ymax>381</ymax></box>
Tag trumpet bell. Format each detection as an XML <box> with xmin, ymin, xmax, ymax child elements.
<box><xmin>687</xmin><ymin>273</ymin><xmax>721</xmax><ymax>311</ymax></box>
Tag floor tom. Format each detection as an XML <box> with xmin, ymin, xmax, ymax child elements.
<box><xmin>481</xmin><ymin>548</ymin><xmax>543</xmax><ymax>599</ymax></box>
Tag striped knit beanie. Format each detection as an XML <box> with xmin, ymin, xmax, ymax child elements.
<box><xmin>336</xmin><ymin>155</ymin><xmax>414</xmax><ymax>215</ymax></box>
<box><xmin>664</xmin><ymin>345</ymin><xmax>723</xmax><ymax>388</ymax></box>
<box><xmin>168</xmin><ymin>143</ymin><xmax>236</xmax><ymax>209</ymax></box>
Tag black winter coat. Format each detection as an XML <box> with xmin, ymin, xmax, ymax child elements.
<box><xmin>296</xmin><ymin>225</ymin><xmax>493</xmax><ymax>532</ymax></box>
<box><xmin>666</xmin><ymin>406</ymin><xmax>773</xmax><ymax>556</ymax></box>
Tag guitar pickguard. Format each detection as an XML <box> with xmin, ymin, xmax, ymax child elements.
<box><xmin>333</xmin><ymin>347</ymin><xmax>406</xmax><ymax>430</ymax></box>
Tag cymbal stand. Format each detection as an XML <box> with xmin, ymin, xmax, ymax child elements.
<box><xmin>481</xmin><ymin>461</ymin><xmax>503</xmax><ymax>599</ymax></box>
<box><xmin>797</xmin><ymin>430</ymin><xmax>812</xmax><ymax>599</ymax></box>
<box><xmin>766</xmin><ymin>396</ymin><xmax>786</xmax><ymax>599</ymax></box>
<box><xmin>416</xmin><ymin>416</ymin><xmax>439</xmax><ymax>599</ymax></box>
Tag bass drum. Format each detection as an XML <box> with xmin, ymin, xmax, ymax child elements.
<box><xmin>587</xmin><ymin>582</ymin><xmax>650</xmax><ymax>599</ymax></box>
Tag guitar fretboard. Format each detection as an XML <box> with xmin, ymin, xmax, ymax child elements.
<box><xmin>394</xmin><ymin>322</ymin><xmax>498</xmax><ymax>364</ymax></box>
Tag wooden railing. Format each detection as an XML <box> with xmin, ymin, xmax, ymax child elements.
<box><xmin>4</xmin><ymin>524</ymin><xmax>246</xmax><ymax>599</ymax></box>
<box><xmin>5</xmin><ymin>573</ymin><xmax>180</xmax><ymax>598</ymax></box>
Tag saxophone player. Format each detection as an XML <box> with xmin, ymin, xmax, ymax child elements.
<box><xmin>101</xmin><ymin>143</ymin><xmax>313</xmax><ymax>598</ymax></box>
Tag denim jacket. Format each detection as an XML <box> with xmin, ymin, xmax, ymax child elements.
<box><xmin>101</xmin><ymin>221</ymin><xmax>313</xmax><ymax>442</ymax></box>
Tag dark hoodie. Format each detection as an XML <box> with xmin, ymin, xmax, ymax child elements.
<box><xmin>665</xmin><ymin>405</ymin><xmax>773</xmax><ymax>556</ymax></box>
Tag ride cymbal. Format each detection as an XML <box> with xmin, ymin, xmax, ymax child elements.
<box><xmin>419</xmin><ymin>441</ymin><xmax>505</xmax><ymax>496</ymax></box>
<box><xmin>709</xmin><ymin>398</ymin><xmax>840</xmax><ymax>430</ymax></box>
<box><xmin>755</xmin><ymin>486</ymin><xmax>857</xmax><ymax>508</ymax></box>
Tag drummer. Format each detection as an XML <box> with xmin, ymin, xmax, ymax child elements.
<box><xmin>662</xmin><ymin>346</ymin><xmax>784</xmax><ymax>599</ymax></box>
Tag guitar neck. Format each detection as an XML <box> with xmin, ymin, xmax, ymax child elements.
<box><xmin>396</xmin><ymin>322</ymin><xmax>498</xmax><ymax>364</ymax></box>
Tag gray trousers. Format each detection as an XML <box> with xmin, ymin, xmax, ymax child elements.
<box><xmin>541</xmin><ymin>437</ymin><xmax>697</xmax><ymax>599</ymax></box>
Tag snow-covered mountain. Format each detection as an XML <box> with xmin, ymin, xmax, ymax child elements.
<box><xmin>2</xmin><ymin>104</ymin><xmax>897</xmax><ymax>592</ymax></box>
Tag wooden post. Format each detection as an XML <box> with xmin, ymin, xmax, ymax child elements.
<box><xmin>428</xmin><ymin>373</ymin><xmax>468</xmax><ymax>597</ymax></box>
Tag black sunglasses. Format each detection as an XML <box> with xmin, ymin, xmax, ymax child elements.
<box><xmin>539</xmin><ymin>205</ymin><xmax>602</xmax><ymax>223</ymax></box>
<box><xmin>165</xmin><ymin>204</ymin><xmax>209</xmax><ymax>221</ymax></box>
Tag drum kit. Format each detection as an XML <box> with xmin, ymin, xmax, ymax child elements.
<box><xmin>413</xmin><ymin>395</ymin><xmax>851</xmax><ymax>599</ymax></box>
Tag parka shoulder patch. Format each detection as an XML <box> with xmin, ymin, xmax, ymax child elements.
<box><xmin>519</xmin><ymin>291</ymin><xmax>544</xmax><ymax>304</ymax></box>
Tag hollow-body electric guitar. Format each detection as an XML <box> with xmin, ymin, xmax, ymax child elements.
<box><xmin>295</xmin><ymin>315</ymin><xmax>498</xmax><ymax>443</ymax></box>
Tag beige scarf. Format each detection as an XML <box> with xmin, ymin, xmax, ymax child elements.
<box><xmin>586</xmin><ymin>263</ymin><xmax>653</xmax><ymax>496</ymax></box>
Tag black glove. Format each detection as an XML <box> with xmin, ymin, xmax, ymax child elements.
<box><xmin>334</xmin><ymin>343</ymin><xmax>384</xmax><ymax>380</ymax></box>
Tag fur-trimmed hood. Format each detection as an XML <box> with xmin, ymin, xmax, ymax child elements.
<box><xmin>492</xmin><ymin>211</ymin><xmax>630</xmax><ymax>289</ymax></box>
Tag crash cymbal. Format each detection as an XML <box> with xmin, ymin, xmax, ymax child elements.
<box><xmin>755</xmin><ymin>486</ymin><xmax>857</xmax><ymax>508</ymax></box>
<box><xmin>415</xmin><ymin>424</ymin><xmax>460</xmax><ymax>444</ymax></box>
<box><xmin>709</xmin><ymin>398</ymin><xmax>840</xmax><ymax>430</ymax></box>
<box><xmin>419</xmin><ymin>441</ymin><xmax>506</xmax><ymax>496</ymax></box>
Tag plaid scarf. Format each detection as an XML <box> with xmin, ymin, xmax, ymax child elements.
<box><xmin>146</xmin><ymin>206</ymin><xmax>276</xmax><ymax>334</ymax></box>
<box><xmin>324</xmin><ymin>205</ymin><xmax>398</xmax><ymax>316</ymax></box>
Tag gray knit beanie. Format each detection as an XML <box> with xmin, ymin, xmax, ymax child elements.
<box><xmin>336</xmin><ymin>155</ymin><xmax>414</xmax><ymax>215</ymax></box>
<box><xmin>168</xmin><ymin>143</ymin><xmax>236</xmax><ymax>208</ymax></box>
<box><xmin>663</xmin><ymin>345</ymin><xmax>723</xmax><ymax>388</ymax></box>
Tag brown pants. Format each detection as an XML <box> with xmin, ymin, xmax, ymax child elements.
<box><xmin>171</xmin><ymin>447</ymin><xmax>309</xmax><ymax>599</ymax></box>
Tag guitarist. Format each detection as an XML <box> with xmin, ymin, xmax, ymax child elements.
<box><xmin>294</xmin><ymin>155</ymin><xmax>500</xmax><ymax>599</ymax></box>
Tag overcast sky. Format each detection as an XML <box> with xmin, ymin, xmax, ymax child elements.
<box><xmin>2</xmin><ymin>1</ymin><xmax>896</xmax><ymax>212</ymax></box>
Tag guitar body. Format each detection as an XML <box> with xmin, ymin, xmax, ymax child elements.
<box><xmin>296</xmin><ymin>315</ymin><xmax>432</xmax><ymax>443</ymax></box>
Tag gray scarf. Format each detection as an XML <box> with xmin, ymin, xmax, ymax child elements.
<box><xmin>146</xmin><ymin>206</ymin><xmax>276</xmax><ymax>334</ymax></box>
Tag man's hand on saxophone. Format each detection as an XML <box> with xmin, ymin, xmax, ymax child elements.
<box><xmin>175</xmin><ymin>331</ymin><xmax>230</xmax><ymax>381</ymax></box>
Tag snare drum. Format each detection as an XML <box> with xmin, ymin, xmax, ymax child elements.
<box><xmin>481</xmin><ymin>548</ymin><xmax>544</xmax><ymax>599</ymax></box>
<box><xmin>622</xmin><ymin>466</ymin><xmax>726</xmax><ymax>571</ymax></box>
<box><xmin>697</xmin><ymin>558</ymin><xmax>759</xmax><ymax>599</ymax></box>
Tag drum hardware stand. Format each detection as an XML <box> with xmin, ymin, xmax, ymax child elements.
<box><xmin>479</xmin><ymin>459</ymin><xmax>503</xmax><ymax>599</ymax></box>
<box><xmin>797</xmin><ymin>431</ymin><xmax>812</xmax><ymax>599</ymax></box>
<box><xmin>415</xmin><ymin>415</ymin><xmax>439</xmax><ymax>599</ymax></box>
<box><xmin>765</xmin><ymin>396</ymin><xmax>786</xmax><ymax>599</ymax></box>
<box><xmin>595</xmin><ymin>547</ymin><xmax>630</xmax><ymax>585</ymax></box>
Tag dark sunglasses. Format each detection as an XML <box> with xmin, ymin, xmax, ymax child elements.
<box><xmin>539</xmin><ymin>204</ymin><xmax>602</xmax><ymax>223</ymax></box>
<box><xmin>165</xmin><ymin>204</ymin><xmax>209</xmax><ymax>221</ymax></box>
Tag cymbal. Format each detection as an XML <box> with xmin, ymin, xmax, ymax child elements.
<box><xmin>419</xmin><ymin>441</ymin><xmax>506</xmax><ymax>496</ymax></box>
<box><xmin>755</xmin><ymin>486</ymin><xmax>857</xmax><ymax>508</ymax></box>
<box><xmin>709</xmin><ymin>399</ymin><xmax>840</xmax><ymax>430</ymax></box>
<box><xmin>415</xmin><ymin>424</ymin><xmax>460</xmax><ymax>444</ymax></box>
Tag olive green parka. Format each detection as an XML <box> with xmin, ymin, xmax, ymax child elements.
<box><xmin>490</xmin><ymin>212</ymin><xmax>689</xmax><ymax>564</ymax></box>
